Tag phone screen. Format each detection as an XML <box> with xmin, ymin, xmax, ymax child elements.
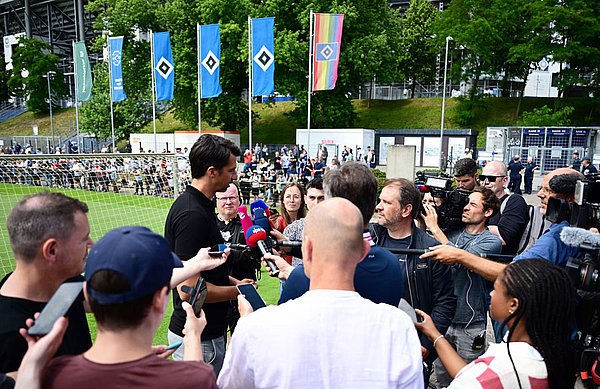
<box><xmin>28</xmin><ymin>281</ymin><xmax>84</xmax><ymax>336</ymax></box>
<box><xmin>236</xmin><ymin>284</ymin><xmax>266</xmax><ymax>311</ymax></box>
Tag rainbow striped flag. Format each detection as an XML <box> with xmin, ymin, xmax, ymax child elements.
<box><xmin>312</xmin><ymin>13</ymin><xmax>344</xmax><ymax>91</ymax></box>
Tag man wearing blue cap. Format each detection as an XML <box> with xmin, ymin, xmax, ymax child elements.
<box><xmin>42</xmin><ymin>226</ymin><xmax>223</xmax><ymax>388</ymax></box>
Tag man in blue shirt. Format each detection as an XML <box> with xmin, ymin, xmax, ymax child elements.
<box><xmin>523</xmin><ymin>156</ymin><xmax>539</xmax><ymax>194</ymax></box>
<box><xmin>422</xmin><ymin>168</ymin><xmax>584</xmax><ymax>281</ymax></box>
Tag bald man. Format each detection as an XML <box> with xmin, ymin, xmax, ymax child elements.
<box><xmin>217</xmin><ymin>198</ymin><xmax>423</xmax><ymax>389</ymax></box>
<box><xmin>422</xmin><ymin>168</ymin><xmax>585</xmax><ymax>282</ymax></box>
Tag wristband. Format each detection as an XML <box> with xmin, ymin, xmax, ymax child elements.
<box><xmin>433</xmin><ymin>334</ymin><xmax>444</xmax><ymax>348</ymax></box>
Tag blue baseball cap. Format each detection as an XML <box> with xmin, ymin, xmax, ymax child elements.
<box><xmin>85</xmin><ymin>226</ymin><xmax>182</xmax><ymax>304</ymax></box>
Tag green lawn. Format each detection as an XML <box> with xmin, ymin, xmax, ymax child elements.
<box><xmin>0</xmin><ymin>183</ymin><xmax>280</xmax><ymax>346</ymax></box>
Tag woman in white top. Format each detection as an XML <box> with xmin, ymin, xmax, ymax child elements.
<box><xmin>416</xmin><ymin>258</ymin><xmax>575</xmax><ymax>389</ymax></box>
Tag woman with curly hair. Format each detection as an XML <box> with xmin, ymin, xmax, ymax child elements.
<box><xmin>416</xmin><ymin>258</ymin><xmax>576</xmax><ymax>389</ymax></box>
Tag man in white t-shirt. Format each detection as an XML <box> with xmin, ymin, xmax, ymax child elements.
<box><xmin>217</xmin><ymin>198</ymin><xmax>423</xmax><ymax>389</ymax></box>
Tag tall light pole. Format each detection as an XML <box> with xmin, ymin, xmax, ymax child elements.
<box><xmin>44</xmin><ymin>71</ymin><xmax>56</xmax><ymax>152</ymax></box>
<box><xmin>439</xmin><ymin>36</ymin><xmax>452</xmax><ymax>170</ymax></box>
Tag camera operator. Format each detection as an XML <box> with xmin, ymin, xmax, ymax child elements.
<box><xmin>215</xmin><ymin>183</ymin><xmax>259</xmax><ymax>335</ymax></box>
<box><xmin>421</xmin><ymin>186</ymin><xmax>502</xmax><ymax>388</ymax></box>
<box><xmin>422</xmin><ymin>168</ymin><xmax>585</xmax><ymax>282</ymax></box>
<box><xmin>370</xmin><ymin>178</ymin><xmax>456</xmax><ymax>381</ymax></box>
<box><xmin>481</xmin><ymin>161</ymin><xmax>528</xmax><ymax>256</ymax></box>
<box><xmin>453</xmin><ymin>158</ymin><xmax>478</xmax><ymax>191</ymax></box>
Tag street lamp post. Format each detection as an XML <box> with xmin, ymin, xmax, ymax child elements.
<box><xmin>439</xmin><ymin>36</ymin><xmax>452</xmax><ymax>171</ymax></box>
<box><xmin>44</xmin><ymin>71</ymin><xmax>56</xmax><ymax>152</ymax></box>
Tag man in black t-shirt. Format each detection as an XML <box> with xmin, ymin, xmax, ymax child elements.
<box><xmin>0</xmin><ymin>192</ymin><xmax>94</xmax><ymax>374</ymax></box>
<box><xmin>165</xmin><ymin>134</ymin><xmax>252</xmax><ymax>376</ymax></box>
<box><xmin>480</xmin><ymin>161</ymin><xmax>528</xmax><ymax>256</ymax></box>
<box><xmin>507</xmin><ymin>155</ymin><xmax>524</xmax><ymax>194</ymax></box>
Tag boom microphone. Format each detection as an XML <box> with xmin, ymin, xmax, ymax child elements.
<box><xmin>245</xmin><ymin>225</ymin><xmax>279</xmax><ymax>277</ymax></box>
<box><xmin>560</xmin><ymin>226</ymin><xmax>600</xmax><ymax>250</ymax></box>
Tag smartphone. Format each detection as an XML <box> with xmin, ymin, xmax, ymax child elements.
<box><xmin>166</xmin><ymin>340</ymin><xmax>183</xmax><ymax>350</ymax></box>
<box><xmin>236</xmin><ymin>284</ymin><xmax>266</xmax><ymax>311</ymax></box>
<box><xmin>28</xmin><ymin>281</ymin><xmax>84</xmax><ymax>336</ymax></box>
<box><xmin>209</xmin><ymin>244</ymin><xmax>228</xmax><ymax>257</ymax></box>
<box><xmin>181</xmin><ymin>277</ymin><xmax>207</xmax><ymax>317</ymax></box>
<box><xmin>398</xmin><ymin>298</ymin><xmax>421</xmax><ymax>323</ymax></box>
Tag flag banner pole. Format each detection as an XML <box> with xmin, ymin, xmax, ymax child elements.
<box><xmin>72</xmin><ymin>41</ymin><xmax>81</xmax><ymax>154</ymax></box>
<box><xmin>312</xmin><ymin>13</ymin><xmax>344</xmax><ymax>92</ymax></box>
<box><xmin>307</xmin><ymin>9</ymin><xmax>313</xmax><ymax>158</ymax></box>
<box><xmin>197</xmin><ymin>23</ymin><xmax>202</xmax><ymax>133</ymax></box>
<box><xmin>150</xmin><ymin>30</ymin><xmax>157</xmax><ymax>153</ymax></box>
<box><xmin>108</xmin><ymin>38</ymin><xmax>116</xmax><ymax>152</ymax></box>
<box><xmin>199</xmin><ymin>24</ymin><xmax>222</xmax><ymax>100</ymax></box>
<box><xmin>248</xmin><ymin>15</ymin><xmax>253</xmax><ymax>150</ymax></box>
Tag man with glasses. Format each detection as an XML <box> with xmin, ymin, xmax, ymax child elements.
<box><xmin>215</xmin><ymin>183</ymin><xmax>259</xmax><ymax>335</ymax></box>
<box><xmin>479</xmin><ymin>161</ymin><xmax>528</xmax><ymax>256</ymax></box>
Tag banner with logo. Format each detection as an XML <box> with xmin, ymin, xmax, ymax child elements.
<box><xmin>312</xmin><ymin>13</ymin><xmax>344</xmax><ymax>91</ymax></box>
<box><xmin>109</xmin><ymin>36</ymin><xmax>126</xmax><ymax>102</ymax></box>
<box><xmin>74</xmin><ymin>41</ymin><xmax>92</xmax><ymax>101</ymax></box>
<box><xmin>251</xmin><ymin>17</ymin><xmax>275</xmax><ymax>96</ymax></box>
<box><xmin>199</xmin><ymin>24</ymin><xmax>222</xmax><ymax>98</ymax></box>
<box><xmin>153</xmin><ymin>31</ymin><xmax>175</xmax><ymax>101</ymax></box>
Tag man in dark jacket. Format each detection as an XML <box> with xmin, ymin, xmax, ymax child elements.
<box><xmin>369</xmin><ymin>178</ymin><xmax>456</xmax><ymax>382</ymax></box>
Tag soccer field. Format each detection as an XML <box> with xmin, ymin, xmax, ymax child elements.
<box><xmin>0</xmin><ymin>183</ymin><xmax>280</xmax><ymax>345</ymax></box>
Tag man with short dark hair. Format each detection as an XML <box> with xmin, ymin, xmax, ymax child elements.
<box><xmin>581</xmin><ymin>157</ymin><xmax>598</xmax><ymax>175</ymax></box>
<box><xmin>279</xmin><ymin>163</ymin><xmax>405</xmax><ymax>308</ymax></box>
<box><xmin>453</xmin><ymin>158</ymin><xmax>478</xmax><ymax>191</ymax></box>
<box><xmin>0</xmin><ymin>192</ymin><xmax>94</xmax><ymax>373</ymax></box>
<box><xmin>507</xmin><ymin>155</ymin><xmax>523</xmax><ymax>194</ymax></box>
<box><xmin>421</xmin><ymin>186</ymin><xmax>502</xmax><ymax>387</ymax></box>
<box><xmin>42</xmin><ymin>226</ymin><xmax>219</xmax><ymax>389</ymax></box>
<box><xmin>569</xmin><ymin>151</ymin><xmax>581</xmax><ymax>171</ymax></box>
<box><xmin>369</xmin><ymin>178</ymin><xmax>456</xmax><ymax>380</ymax></box>
<box><xmin>165</xmin><ymin>134</ymin><xmax>251</xmax><ymax>375</ymax></box>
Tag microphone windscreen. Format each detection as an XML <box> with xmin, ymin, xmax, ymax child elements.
<box><xmin>245</xmin><ymin>225</ymin><xmax>268</xmax><ymax>246</ymax></box>
<box><xmin>560</xmin><ymin>226</ymin><xmax>600</xmax><ymax>248</ymax></box>
<box><xmin>253</xmin><ymin>208</ymin><xmax>271</xmax><ymax>233</ymax></box>
<box><xmin>238</xmin><ymin>206</ymin><xmax>255</xmax><ymax>245</ymax></box>
<box><xmin>250</xmin><ymin>200</ymin><xmax>269</xmax><ymax>217</ymax></box>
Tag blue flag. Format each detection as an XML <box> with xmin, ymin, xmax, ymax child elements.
<box><xmin>109</xmin><ymin>36</ymin><xmax>126</xmax><ymax>102</ymax></box>
<box><xmin>153</xmin><ymin>31</ymin><xmax>174</xmax><ymax>101</ymax></box>
<box><xmin>252</xmin><ymin>17</ymin><xmax>275</xmax><ymax>96</ymax></box>
<box><xmin>199</xmin><ymin>24</ymin><xmax>222</xmax><ymax>98</ymax></box>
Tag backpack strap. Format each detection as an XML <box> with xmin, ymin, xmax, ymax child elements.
<box><xmin>499</xmin><ymin>193</ymin><xmax>512</xmax><ymax>215</ymax></box>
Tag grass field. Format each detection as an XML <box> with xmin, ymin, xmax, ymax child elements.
<box><xmin>0</xmin><ymin>183</ymin><xmax>280</xmax><ymax>346</ymax></box>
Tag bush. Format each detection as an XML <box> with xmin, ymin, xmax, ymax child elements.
<box><xmin>521</xmin><ymin>105</ymin><xmax>574</xmax><ymax>126</ymax></box>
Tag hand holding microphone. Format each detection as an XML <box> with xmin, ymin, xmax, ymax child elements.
<box><xmin>245</xmin><ymin>225</ymin><xmax>280</xmax><ymax>277</ymax></box>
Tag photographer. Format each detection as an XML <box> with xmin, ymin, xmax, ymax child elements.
<box><xmin>422</xmin><ymin>168</ymin><xmax>585</xmax><ymax>282</ymax></box>
<box><xmin>421</xmin><ymin>187</ymin><xmax>502</xmax><ymax>387</ymax></box>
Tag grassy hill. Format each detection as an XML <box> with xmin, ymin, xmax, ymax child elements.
<box><xmin>2</xmin><ymin>97</ymin><xmax>598</xmax><ymax>147</ymax></box>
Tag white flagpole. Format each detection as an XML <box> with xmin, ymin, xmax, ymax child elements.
<box><xmin>197</xmin><ymin>23</ymin><xmax>202</xmax><ymax>134</ymax></box>
<box><xmin>72</xmin><ymin>40</ymin><xmax>81</xmax><ymax>154</ymax></box>
<box><xmin>307</xmin><ymin>9</ymin><xmax>313</xmax><ymax>158</ymax></box>
<box><xmin>108</xmin><ymin>38</ymin><xmax>116</xmax><ymax>153</ymax></box>
<box><xmin>150</xmin><ymin>30</ymin><xmax>157</xmax><ymax>153</ymax></box>
<box><xmin>248</xmin><ymin>16</ymin><xmax>253</xmax><ymax>150</ymax></box>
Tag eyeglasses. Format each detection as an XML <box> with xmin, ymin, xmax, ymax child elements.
<box><xmin>479</xmin><ymin>175</ymin><xmax>505</xmax><ymax>183</ymax></box>
<box><xmin>216</xmin><ymin>196</ymin><xmax>238</xmax><ymax>202</ymax></box>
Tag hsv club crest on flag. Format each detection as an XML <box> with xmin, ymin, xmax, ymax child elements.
<box><xmin>153</xmin><ymin>31</ymin><xmax>174</xmax><ymax>101</ymax></box>
<box><xmin>312</xmin><ymin>13</ymin><xmax>344</xmax><ymax>91</ymax></box>
<box><xmin>200</xmin><ymin>24</ymin><xmax>222</xmax><ymax>98</ymax></box>
<box><xmin>109</xmin><ymin>36</ymin><xmax>126</xmax><ymax>102</ymax></box>
<box><xmin>251</xmin><ymin>17</ymin><xmax>275</xmax><ymax>96</ymax></box>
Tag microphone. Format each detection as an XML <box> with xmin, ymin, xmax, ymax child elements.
<box><xmin>250</xmin><ymin>199</ymin><xmax>270</xmax><ymax>218</ymax></box>
<box><xmin>416</xmin><ymin>185</ymin><xmax>431</xmax><ymax>193</ymax></box>
<box><xmin>560</xmin><ymin>226</ymin><xmax>600</xmax><ymax>250</ymax></box>
<box><xmin>227</xmin><ymin>243</ymin><xmax>250</xmax><ymax>251</ymax></box>
<box><xmin>238</xmin><ymin>206</ymin><xmax>255</xmax><ymax>246</ymax></box>
<box><xmin>245</xmin><ymin>225</ymin><xmax>279</xmax><ymax>277</ymax></box>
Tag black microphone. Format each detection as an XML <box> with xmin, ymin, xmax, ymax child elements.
<box><xmin>276</xmin><ymin>240</ymin><xmax>302</xmax><ymax>247</ymax></box>
<box><xmin>386</xmin><ymin>248</ymin><xmax>514</xmax><ymax>263</ymax></box>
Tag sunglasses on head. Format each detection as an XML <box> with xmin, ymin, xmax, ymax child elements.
<box><xmin>479</xmin><ymin>175</ymin><xmax>505</xmax><ymax>183</ymax></box>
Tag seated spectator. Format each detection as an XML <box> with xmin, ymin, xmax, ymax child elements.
<box><xmin>416</xmin><ymin>258</ymin><xmax>575</xmax><ymax>388</ymax></box>
<box><xmin>217</xmin><ymin>198</ymin><xmax>423</xmax><ymax>388</ymax></box>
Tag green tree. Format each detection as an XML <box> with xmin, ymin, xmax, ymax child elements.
<box><xmin>7</xmin><ymin>38</ymin><xmax>68</xmax><ymax>113</ymax></box>
<box><xmin>521</xmin><ymin>105</ymin><xmax>574</xmax><ymax>126</ymax></box>
<box><xmin>398</xmin><ymin>0</ymin><xmax>438</xmax><ymax>98</ymax></box>
<box><xmin>0</xmin><ymin>58</ymin><xmax>11</xmax><ymax>102</ymax></box>
<box><xmin>80</xmin><ymin>62</ymin><xmax>151</xmax><ymax>139</ymax></box>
